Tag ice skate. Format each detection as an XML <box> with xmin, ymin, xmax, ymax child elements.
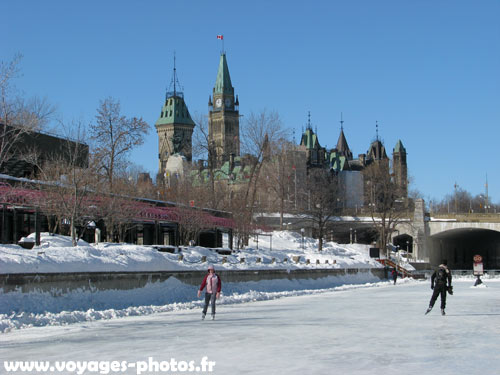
<box><xmin>441</xmin><ymin>309</ymin><xmax>446</xmax><ymax>316</ymax></box>
<box><xmin>202</xmin><ymin>314</ymin><xmax>206</xmax><ymax>320</ymax></box>
<box><xmin>425</xmin><ymin>307</ymin><xmax>432</xmax><ymax>315</ymax></box>
<box><xmin>211</xmin><ymin>315</ymin><xmax>215</xmax><ymax>320</ymax></box>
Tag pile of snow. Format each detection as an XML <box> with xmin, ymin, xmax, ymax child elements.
<box><xmin>0</xmin><ymin>276</ymin><xmax>401</xmax><ymax>332</ymax></box>
<box><xmin>0</xmin><ymin>231</ymin><xmax>384</xmax><ymax>274</ymax></box>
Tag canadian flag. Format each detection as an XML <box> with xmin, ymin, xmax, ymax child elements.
<box><xmin>217</xmin><ymin>35</ymin><xmax>223</xmax><ymax>40</ymax></box>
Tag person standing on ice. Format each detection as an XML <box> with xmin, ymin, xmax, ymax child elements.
<box><xmin>426</xmin><ymin>260</ymin><xmax>452</xmax><ymax>316</ymax></box>
<box><xmin>391</xmin><ymin>268</ymin><xmax>398</xmax><ymax>285</ymax></box>
<box><xmin>198</xmin><ymin>265</ymin><xmax>222</xmax><ymax>320</ymax></box>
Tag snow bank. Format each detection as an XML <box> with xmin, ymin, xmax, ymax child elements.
<box><xmin>0</xmin><ymin>274</ymin><xmax>397</xmax><ymax>333</ymax></box>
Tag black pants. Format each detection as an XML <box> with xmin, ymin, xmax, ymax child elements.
<box><xmin>429</xmin><ymin>283</ymin><xmax>447</xmax><ymax>309</ymax></box>
<box><xmin>202</xmin><ymin>292</ymin><xmax>216</xmax><ymax>316</ymax></box>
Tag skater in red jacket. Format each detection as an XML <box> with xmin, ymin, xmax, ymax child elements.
<box><xmin>198</xmin><ymin>265</ymin><xmax>222</xmax><ymax>320</ymax></box>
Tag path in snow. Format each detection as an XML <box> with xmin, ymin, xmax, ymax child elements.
<box><xmin>2</xmin><ymin>280</ymin><xmax>499</xmax><ymax>375</ymax></box>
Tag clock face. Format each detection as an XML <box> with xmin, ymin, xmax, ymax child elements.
<box><xmin>225</xmin><ymin>98</ymin><xmax>232</xmax><ymax>107</ymax></box>
<box><xmin>215</xmin><ymin>98</ymin><xmax>222</xmax><ymax>107</ymax></box>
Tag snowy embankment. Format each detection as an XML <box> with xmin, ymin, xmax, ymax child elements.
<box><xmin>0</xmin><ymin>231</ymin><xmax>384</xmax><ymax>273</ymax></box>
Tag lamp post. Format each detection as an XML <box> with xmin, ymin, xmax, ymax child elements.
<box><xmin>350</xmin><ymin>228</ymin><xmax>353</xmax><ymax>244</ymax></box>
<box><xmin>296</xmin><ymin>191</ymin><xmax>311</xmax><ymax>211</ymax></box>
<box><xmin>405</xmin><ymin>240</ymin><xmax>409</xmax><ymax>267</ymax></box>
<box><xmin>301</xmin><ymin>228</ymin><xmax>305</xmax><ymax>249</ymax></box>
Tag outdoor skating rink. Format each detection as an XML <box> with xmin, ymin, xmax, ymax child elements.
<box><xmin>2</xmin><ymin>279</ymin><xmax>499</xmax><ymax>375</ymax></box>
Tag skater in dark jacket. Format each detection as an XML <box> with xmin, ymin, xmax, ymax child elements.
<box><xmin>198</xmin><ymin>265</ymin><xmax>222</xmax><ymax>320</ymax></box>
<box><xmin>391</xmin><ymin>268</ymin><xmax>398</xmax><ymax>285</ymax></box>
<box><xmin>426</xmin><ymin>260</ymin><xmax>452</xmax><ymax>315</ymax></box>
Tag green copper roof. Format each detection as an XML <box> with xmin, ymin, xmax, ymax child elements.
<box><xmin>329</xmin><ymin>151</ymin><xmax>349</xmax><ymax>172</ymax></box>
<box><xmin>214</xmin><ymin>54</ymin><xmax>234</xmax><ymax>95</ymax></box>
<box><xmin>189</xmin><ymin>156</ymin><xmax>252</xmax><ymax>185</ymax></box>
<box><xmin>155</xmin><ymin>95</ymin><xmax>195</xmax><ymax>127</ymax></box>
<box><xmin>394</xmin><ymin>139</ymin><xmax>406</xmax><ymax>153</ymax></box>
<box><xmin>300</xmin><ymin>128</ymin><xmax>320</xmax><ymax>149</ymax></box>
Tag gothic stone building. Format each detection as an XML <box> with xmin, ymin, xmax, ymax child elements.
<box><xmin>299</xmin><ymin>119</ymin><xmax>408</xmax><ymax>208</ymax></box>
<box><xmin>155</xmin><ymin>53</ymin><xmax>407</xmax><ymax>209</ymax></box>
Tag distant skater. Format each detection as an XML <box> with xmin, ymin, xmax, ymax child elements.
<box><xmin>391</xmin><ymin>268</ymin><xmax>398</xmax><ymax>285</ymax></box>
<box><xmin>426</xmin><ymin>260</ymin><xmax>452</xmax><ymax>316</ymax></box>
<box><xmin>198</xmin><ymin>265</ymin><xmax>222</xmax><ymax>320</ymax></box>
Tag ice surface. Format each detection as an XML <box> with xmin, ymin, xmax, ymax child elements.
<box><xmin>2</xmin><ymin>280</ymin><xmax>499</xmax><ymax>374</ymax></box>
<box><xmin>0</xmin><ymin>274</ymin><xmax>384</xmax><ymax>331</ymax></box>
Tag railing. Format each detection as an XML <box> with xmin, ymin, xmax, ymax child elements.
<box><xmin>431</xmin><ymin>213</ymin><xmax>500</xmax><ymax>222</ymax></box>
<box><xmin>376</xmin><ymin>258</ymin><xmax>415</xmax><ymax>278</ymax></box>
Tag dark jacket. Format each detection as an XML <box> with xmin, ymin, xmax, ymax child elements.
<box><xmin>431</xmin><ymin>264</ymin><xmax>452</xmax><ymax>289</ymax></box>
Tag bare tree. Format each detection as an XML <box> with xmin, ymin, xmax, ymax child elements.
<box><xmin>299</xmin><ymin>169</ymin><xmax>341</xmax><ymax>251</ymax></box>
<box><xmin>238</xmin><ymin>110</ymin><xmax>287</xmax><ymax>241</ymax></box>
<box><xmin>32</xmin><ymin>122</ymin><xmax>95</xmax><ymax>246</ymax></box>
<box><xmin>91</xmin><ymin>174</ymin><xmax>144</xmax><ymax>242</ymax></box>
<box><xmin>226</xmin><ymin>188</ymin><xmax>255</xmax><ymax>249</ymax></box>
<box><xmin>88</xmin><ymin>97</ymin><xmax>149</xmax><ymax>242</ymax></box>
<box><xmin>0</xmin><ymin>54</ymin><xmax>55</xmax><ymax>173</ymax></box>
<box><xmin>261</xmin><ymin>138</ymin><xmax>296</xmax><ymax>229</ymax></box>
<box><xmin>363</xmin><ymin>161</ymin><xmax>407</xmax><ymax>256</ymax></box>
<box><xmin>429</xmin><ymin>185</ymin><xmax>495</xmax><ymax>215</ymax></box>
<box><xmin>89</xmin><ymin>97</ymin><xmax>149</xmax><ymax>191</ymax></box>
<box><xmin>192</xmin><ymin>109</ymin><xmax>288</xmax><ymax>244</ymax></box>
<box><xmin>174</xmin><ymin>207</ymin><xmax>211</xmax><ymax>246</ymax></box>
<box><xmin>191</xmin><ymin>114</ymin><xmax>227</xmax><ymax>209</ymax></box>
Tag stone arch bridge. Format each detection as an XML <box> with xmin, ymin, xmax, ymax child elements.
<box><xmin>256</xmin><ymin>199</ymin><xmax>500</xmax><ymax>270</ymax></box>
<box><xmin>394</xmin><ymin>199</ymin><xmax>500</xmax><ymax>269</ymax></box>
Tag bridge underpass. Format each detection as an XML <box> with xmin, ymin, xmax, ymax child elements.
<box><xmin>428</xmin><ymin>228</ymin><xmax>500</xmax><ymax>269</ymax></box>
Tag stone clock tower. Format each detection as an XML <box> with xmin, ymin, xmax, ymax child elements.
<box><xmin>155</xmin><ymin>61</ymin><xmax>195</xmax><ymax>178</ymax></box>
<box><xmin>208</xmin><ymin>53</ymin><xmax>240</xmax><ymax>167</ymax></box>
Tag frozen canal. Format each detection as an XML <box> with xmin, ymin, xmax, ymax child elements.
<box><xmin>2</xmin><ymin>279</ymin><xmax>499</xmax><ymax>375</ymax></box>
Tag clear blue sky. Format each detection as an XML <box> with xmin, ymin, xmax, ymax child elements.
<box><xmin>2</xmin><ymin>0</ymin><xmax>499</xmax><ymax>203</ymax></box>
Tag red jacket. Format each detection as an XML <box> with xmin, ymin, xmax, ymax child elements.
<box><xmin>199</xmin><ymin>273</ymin><xmax>222</xmax><ymax>293</ymax></box>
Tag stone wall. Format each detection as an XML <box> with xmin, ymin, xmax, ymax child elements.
<box><xmin>0</xmin><ymin>268</ymin><xmax>386</xmax><ymax>295</ymax></box>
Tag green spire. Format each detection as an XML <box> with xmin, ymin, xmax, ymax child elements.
<box><xmin>300</xmin><ymin>128</ymin><xmax>320</xmax><ymax>149</ymax></box>
<box><xmin>156</xmin><ymin>57</ymin><xmax>194</xmax><ymax>127</ymax></box>
<box><xmin>214</xmin><ymin>53</ymin><xmax>234</xmax><ymax>95</ymax></box>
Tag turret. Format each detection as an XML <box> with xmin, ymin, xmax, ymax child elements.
<box><xmin>155</xmin><ymin>56</ymin><xmax>195</xmax><ymax>179</ymax></box>
<box><xmin>393</xmin><ymin>139</ymin><xmax>408</xmax><ymax>197</ymax></box>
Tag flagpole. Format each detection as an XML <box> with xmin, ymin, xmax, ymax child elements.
<box><xmin>217</xmin><ymin>35</ymin><xmax>224</xmax><ymax>54</ymax></box>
